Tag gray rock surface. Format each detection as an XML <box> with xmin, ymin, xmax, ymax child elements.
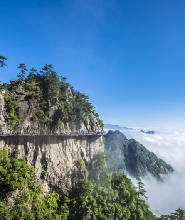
<box><xmin>0</xmin><ymin>85</ymin><xmax>101</xmax><ymax>134</ymax></box>
<box><xmin>0</xmin><ymin>135</ymin><xmax>104</xmax><ymax>193</ymax></box>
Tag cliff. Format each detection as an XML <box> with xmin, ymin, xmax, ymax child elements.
<box><xmin>0</xmin><ymin>134</ymin><xmax>103</xmax><ymax>194</ymax></box>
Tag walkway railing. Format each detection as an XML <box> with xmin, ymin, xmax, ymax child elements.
<box><xmin>0</xmin><ymin>131</ymin><xmax>106</xmax><ymax>136</ymax></box>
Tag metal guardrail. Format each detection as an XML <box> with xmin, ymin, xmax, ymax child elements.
<box><xmin>0</xmin><ymin>131</ymin><xmax>106</xmax><ymax>136</ymax></box>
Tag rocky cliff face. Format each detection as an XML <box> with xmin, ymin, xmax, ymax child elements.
<box><xmin>0</xmin><ymin>135</ymin><xmax>104</xmax><ymax>193</ymax></box>
<box><xmin>0</xmin><ymin>87</ymin><xmax>101</xmax><ymax>135</ymax></box>
<box><xmin>0</xmin><ymin>93</ymin><xmax>5</xmax><ymax>131</ymax></box>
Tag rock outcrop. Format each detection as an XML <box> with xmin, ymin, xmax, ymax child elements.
<box><xmin>0</xmin><ymin>87</ymin><xmax>101</xmax><ymax>135</ymax></box>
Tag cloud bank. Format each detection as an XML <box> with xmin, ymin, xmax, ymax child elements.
<box><xmin>120</xmin><ymin>128</ymin><xmax>185</xmax><ymax>215</ymax></box>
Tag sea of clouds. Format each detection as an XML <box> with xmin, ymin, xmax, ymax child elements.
<box><xmin>118</xmin><ymin>127</ymin><xmax>185</xmax><ymax>216</ymax></box>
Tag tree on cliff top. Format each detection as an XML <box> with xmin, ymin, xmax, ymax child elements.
<box><xmin>39</xmin><ymin>64</ymin><xmax>60</xmax><ymax>104</ymax></box>
<box><xmin>27</xmin><ymin>67</ymin><xmax>37</xmax><ymax>82</ymax></box>
<box><xmin>17</xmin><ymin>63</ymin><xmax>27</xmax><ymax>81</ymax></box>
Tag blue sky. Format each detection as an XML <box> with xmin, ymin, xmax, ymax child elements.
<box><xmin>1</xmin><ymin>0</ymin><xmax>185</xmax><ymax>128</ymax></box>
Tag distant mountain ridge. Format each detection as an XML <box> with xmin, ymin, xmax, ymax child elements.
<box><xmin>140</xmin><ymin>130</ymin><xmax>155</xmax><ymax>134</ymax></box>
<box><xmin>104</xmin><ymin>130</ymin><xmax>174</xmax><ymax>179</ymax></box>
<box><xmin>104</xmin><ymin>124</ymin><xmax>133</xmax><ymax>130</ymax></box>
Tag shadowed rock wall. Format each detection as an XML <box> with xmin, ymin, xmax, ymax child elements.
<box><xmin>0</xmin><ymin>135</ymin><xmax>104</xmax><ymax>193</ymax></box>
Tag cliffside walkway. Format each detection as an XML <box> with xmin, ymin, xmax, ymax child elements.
<box><xmin>0</xmin><ymin>131</ymin><xmax>106</xmax><ymax>137</ymax></box>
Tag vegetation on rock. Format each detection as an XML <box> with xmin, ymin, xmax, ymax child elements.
<box><xmin>0</xmin><ymin>148</ymin><xmax>157</xmax><ymax>219</ymax></box>
<box><xmin>0</xmin><ymin>62</ymin><xmax>103</xmax><ymax>132</ymax></box>
<box><xmin>0</xmin><ymin>147</ymin><xmax>68</xmax><ymax>219</ymax></box>
<box><xmin>104</xmin><ymin>130</ymin><xmax>174</xmax><ymax>179</ymax></box>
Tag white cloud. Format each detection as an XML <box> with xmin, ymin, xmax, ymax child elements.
<box><xmin>120</xmin><ymin>128</ymin><xmax>185</xmax><ymax>216</ymax></box>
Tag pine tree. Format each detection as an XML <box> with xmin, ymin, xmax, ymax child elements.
<box><xmin>27</xmin><ymin>67</ymin><xmax>37</xmax><ymax>82</ymax></box>
<box><xmin>160</xmin><ymin>208</ymin><xmax>185</xmax><ymax>220</ymax></box>
<box><xmin>0</xmin><ymin>55</ymin><xmax>7</xmax><ymax>67</ymax></box>
<box><xmin>17</xmin><ymin>63</ymin><xmax>27</xmax><ymax>81</ymax></box>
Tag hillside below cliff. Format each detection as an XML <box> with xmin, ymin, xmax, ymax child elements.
<box><xmin>104</xmin><ymin>130</ymin><xmax>174</xmax><ymax>179</ymax></box>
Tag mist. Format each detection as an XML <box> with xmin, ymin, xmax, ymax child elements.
<box><xmin>120</xmin><ymin>128</ymin><xmax>185</xmax><ymax>215</ymax></box>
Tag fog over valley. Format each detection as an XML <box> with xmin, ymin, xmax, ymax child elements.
<box><xmin>117</xmin><ymin>127</ymin><xmax>185</xmax><ymax>215</ymax></box>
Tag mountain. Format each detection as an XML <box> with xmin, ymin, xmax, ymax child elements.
<box><xmin>104</xmin><ymin>130</ymin><xmax>174</xmax><ymax>179</ymax></box>
<box><xmin>0</xmin><ymin>62</ymin><xmax>179</xmax><ymax>219</ymax></box>
<box><xmin>104</xmin><ymin>124</ymin><xmax>133</xmax><ymax>130</ymax></box>
<box><xmin>0</xmin><ymin>63</ymin><xmax>157</xmax><ymax>219</ymax></box>
<box><xmin>140</xmin><ymin>130</ymin><xmax>155</xmax><ymax>134</ymax></box>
